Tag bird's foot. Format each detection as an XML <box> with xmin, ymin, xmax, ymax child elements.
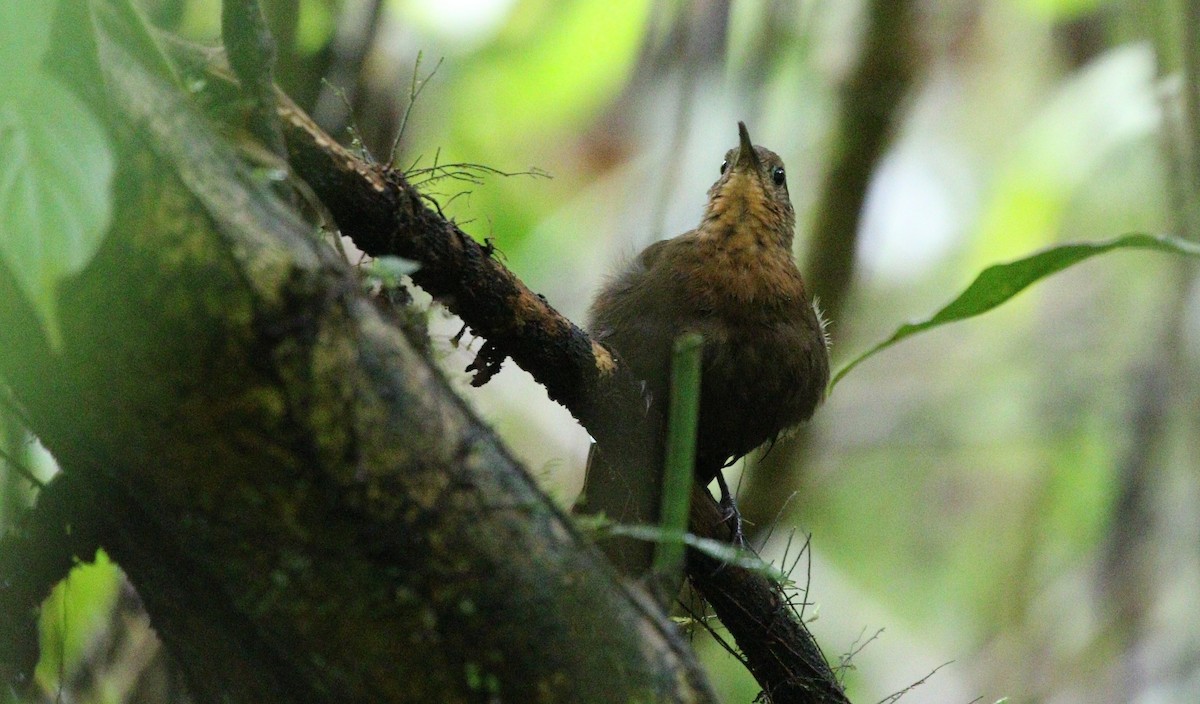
<box><xmin>715</xmin><ymin>472</ymin><xmax>746</xmax><ymax>548</ymax></box>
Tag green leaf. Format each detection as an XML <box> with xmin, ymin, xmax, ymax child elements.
<box><xmin>0</xmin><ymin>0</ymin><xmax>57</xmax><ymax>79</ymax></box>
<box><xmin>1017</xmin><ymin>0</ymin><xmax>1112</xmax><ymax>20</ymax></box>
<box><xmin>608</xmin><ymin>523</ymin><xmax>786</xmax><ymax>580</ymax></box>
<box><xmin>0</xmin><ymin>75</ymin><xmax>115</xmax><ymax>347</ymax></box>
<box><xmin>363</xmin><ymin>255</ymin><xmax>421</xmax><ymax>287</ymax></box>
<box><xmin>830</xmin><ymin>234</ymin><xmax>1200</xmax><ymax>390</ymax></box>
<box><xmin>36</xmin><ymin>551</ymin><xmax>122</xmax><ymax>691</ymax></box>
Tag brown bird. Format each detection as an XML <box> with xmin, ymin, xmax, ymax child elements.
<box><xmin>588</xmin><ymin>122</ymin><xmax>830</xmax><ymax>535</ymax></box>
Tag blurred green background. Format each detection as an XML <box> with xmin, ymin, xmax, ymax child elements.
<box><xmin>4</xmin><ymin>0</ymin><xmax>1199</xmax><ymax>702</ymax></box>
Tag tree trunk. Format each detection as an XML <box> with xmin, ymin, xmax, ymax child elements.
<box><xmin>0</xmin><ymin>5</ymin><xmax>715</xmax><ymax>702</ymax></box>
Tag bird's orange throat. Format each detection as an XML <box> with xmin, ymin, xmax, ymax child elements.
<box><xmin>700</xmin><ymin>172</ymin><xmax>792</xmax><ymax>252</ymax></box>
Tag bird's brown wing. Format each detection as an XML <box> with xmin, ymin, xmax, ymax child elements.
<box><xmin>635</xmin><ymin>238</ymin><xmax>671</xmax><ymax>270</ymax></box>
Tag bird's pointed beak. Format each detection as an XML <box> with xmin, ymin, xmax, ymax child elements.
<box><xmin>734</xmin><ymin>121</ymin><xmax>761</xmax><ymax>173</ymax></box>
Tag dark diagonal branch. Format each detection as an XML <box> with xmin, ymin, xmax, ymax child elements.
<box><xmin>688</xmin><ymin>491</ymin><xmax>848</xmax><ymax>704</ymax></box>
<box><xmin>2</xmin><ymin>19</ymin><xmax>717</xmax><ymax>702</ymax></box>
<box><xmin>166</xmin><ymin>38</ymin><xmax>850</xmax><ymax>704</ymax></box>
<box><xmin>265</xmin><ymin>76</ymin><xmax>668</xmax><ymax>576</ymax></box>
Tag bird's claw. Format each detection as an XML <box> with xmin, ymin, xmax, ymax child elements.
<box><xmin>715</xmin><ymin>472</ymin><xmax>747</xmax><ymax>548</ymax></box>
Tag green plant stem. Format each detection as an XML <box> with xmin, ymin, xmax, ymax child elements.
<box><xmin>652</xmin><ymin>333</ymin><xmax>703</xmax><ymax>575</ymax></box>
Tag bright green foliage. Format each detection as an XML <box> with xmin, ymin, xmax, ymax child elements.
<box><xmin>970</xmin><ymin>45</ymin><xmax>1156</xmax><ymax>266</ymax></box>
<box><xmin>0</xmin><ymin>1</ymin><xmax>57</xmax><ymax>80</ymax></box>
<box><xmin>831</xmin><ymin>233</ymin><xmax>1200</xmax><ymax>390</ymax></box>
<box><xmin>0</xmin><ymin>0</ymin><xmax>114</xmax><ymax>348</ymax></box>
<box><xmin>1017</xmin><ymin>0</ymin><xmax>1114</xmax><ymax>19</ymax></box>
<box><xmin>454</xmin><ymin>0</ymin><xmax>652</xmax><ymax>144</ymax></box>
<box><xmin>35</xmin><ymin>552</ymin><xmax>123</xmax><ymax>693</ymax></box>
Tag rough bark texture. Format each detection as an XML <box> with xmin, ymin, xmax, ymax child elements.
<box><xmin>0</xmin><ymin>9</ymin><xmax>715</xmax><ymax>704</ymax></box>
<box><xmin>204</xmin><ymin>50</ymin><xmax>851</xmax><ymax>704</ymax></box>
<box><xmin>1</xmin><ymin>4</ymin><xmax>855</xmax><ymax>701</ymax></box>
<box><xmin>688</xmin><ymin>492</ymin><xmax>848</xmax><ymax>704</ymax></box>
<box><xmin>238</xmin><ymin>56</ymin><xmax>670</xmax><ymax>577</ymax></box>
<box><xmin>178</xmin><ymin>47</ymin><xmax>851</xmax><ymax>704</ymax></box>
<box><xmin>175</xmin><ymin>21</ymin><xmax>855</xmax><ymax>698</ymax></box>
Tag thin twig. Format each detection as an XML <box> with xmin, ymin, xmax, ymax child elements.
<box><xmin>876</xmin><ymin>661</ymin><xmax>954</xmax><ymax>704</ymax></box>
<box><xmin>319</xmin><ymin>78</ymin><xmax>372</xmax><ymax>161</ymax></box>
<box><xmin>797</xmin><ymin>532</ymin><xmax>814</xmax><ymax>620</ymax></box>
<box><xmin>407</xmin><ymin>159</ymin><xmax>550</xmax><ymax>188</ymax></box>
<box><xmin>756</xmin><ymin>489</ymin><xmax>801</xmax><ymax>551</ymax></box>
<box><xmin>836</xmin><ymin>626</ymin><xmax>884</xmax><ymax>681</ymax></box>
<box><xmin>676</xmin><ymin>597</ymin><xmax>748</xmax><ymax>667</ymax></box>
<box><xmin>387</xmin><ymin>52</ymin><xmax>445</xmax><ymax>169</ymax></box>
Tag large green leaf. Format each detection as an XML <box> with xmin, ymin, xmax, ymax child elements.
<box><xmin>830</xmin><ymin>234</ymin><xmax>1200</xmax><ymax>390</ymax></box>
<box><xmin>0</xmin><ymin>75</ymin><xmax>115</xmax><ymax>347</ymax></box>
<box><xmin>0</xmin><ymin>0</ymin><xmax>57</xmax><ymax>81</ymax></box>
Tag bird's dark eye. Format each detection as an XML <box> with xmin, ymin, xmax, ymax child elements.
<box><xmin>720</xmin><ymin>160</ymin><xmax>729</xmax><ymax>175</ymax></box>
<box><xmin>772</xmin><ymin>166</ymin><xmax>786</xmax><ymax>186</ymax></box>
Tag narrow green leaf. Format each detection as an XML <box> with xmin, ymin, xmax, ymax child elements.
<box><xmin>0</xmin><ymin>76</ymin><xmax>115</xmax><ymax>347</ymax></box>
<box><xmin>653</xmin><ymin>332</ymin><xmax>703</xmax><ymax>574</ymax></box>
<box><xmin>609</xmin><ymin>524</ymin><xmax>786</xmax><ymax>580</ymax></box>
<box><xmin>830</xmin><ymin>234</ymin><xmax>1200</xmax><ymax>390</ymax></box>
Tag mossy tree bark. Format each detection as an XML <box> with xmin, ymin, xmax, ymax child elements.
<box><xmin>0</xmin><ymin>6</ymin><xmax>715</xmax><ymax>703</ymax></box>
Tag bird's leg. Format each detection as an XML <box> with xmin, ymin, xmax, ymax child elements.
<box><xmin>715</xmin><ymin>471</ymin><xmax>746</xmax><ymax>548</ymax></box>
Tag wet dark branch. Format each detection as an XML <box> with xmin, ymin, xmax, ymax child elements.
<box><xmin>171</xmin><ymin>41</ymin><xmax>851</xmax><ymax>704</ymax></box>
<box><xmin>277</xmin><ymin>88</ymin><xmax>849</xmax><ymax>704</ymax></box>
<box><xmin>270</xmin><ymin>89</ymin><xmax>647</xmax><ymax>436</ymax></box>
<box><xmin>688</xmin><ymin>490</ymin><xmax>850</xmax><ymax>704</ymax></box>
